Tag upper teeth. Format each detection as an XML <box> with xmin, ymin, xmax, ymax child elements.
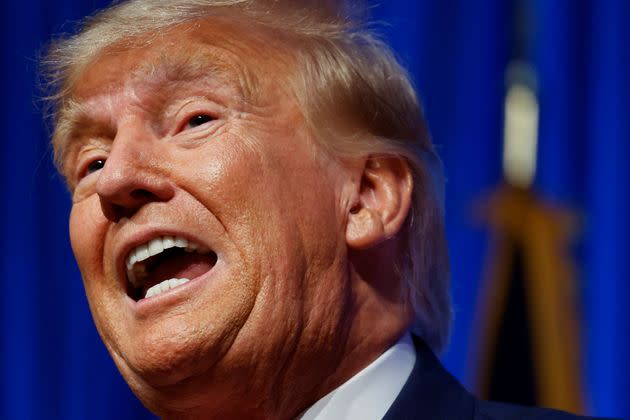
<box><xmin>125</xmin><ymin>235</ymin><xmax>209</xmax><ymax>287</ymax></box>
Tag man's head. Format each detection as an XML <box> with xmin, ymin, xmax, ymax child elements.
<box><xmin>43</xmin><ymin>0</ymin><xmax>451</xmax><ymax>417</ymax></box>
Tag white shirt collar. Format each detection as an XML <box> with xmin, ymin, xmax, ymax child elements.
<box><xmin>298</xmin><ymin>333</ymin><xmax>416</xmax><ymax>420</ymax></box>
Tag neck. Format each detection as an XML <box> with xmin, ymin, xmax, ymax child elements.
<box><xmin>282</xmin><ymin>268</ymin><xmax>412</xmax><ymax>418</ymax></box>
<box><xmin>151</xmin><ymin>260</ymin><xmax>412</xmax><ymax>419</ymax></box>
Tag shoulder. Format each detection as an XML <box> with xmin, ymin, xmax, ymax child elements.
<box><xmin>384</xmin><ymin>335</ymin><xmax>619</xmax><ymax>420</ymax></box>
<box><xmin>475</xmin><ymin>399</ymin><xmax>613</xmax><ymax>420</ymax></box>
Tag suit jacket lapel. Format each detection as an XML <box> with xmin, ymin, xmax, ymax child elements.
<box><xmin>382</xmin><ymin>335</ymin><xmax>475</xmax><ymax>420</ymax></box>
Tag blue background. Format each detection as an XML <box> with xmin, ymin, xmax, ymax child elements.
<box><xmin>1</xmin><ymin>0</ymin><xmax>627</xmax><ymax>418</ymax></box>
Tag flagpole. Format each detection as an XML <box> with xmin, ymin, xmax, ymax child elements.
<box><xmin>468</xmin><ymin>0</ymin><xmax>586</xmax><ymax>413</ymax></box>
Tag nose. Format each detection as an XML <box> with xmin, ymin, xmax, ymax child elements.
<box><xmin>96</xmin><ymin>123</ymin><xmax>174</xmax><ymax>221</ymax></box>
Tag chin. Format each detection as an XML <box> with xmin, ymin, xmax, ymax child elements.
<box><xmin>113</xmin><ymin>321</ymin><xmax>231</xmax><ymax>390</ymax></box>
<box><xmin>118</xmin><ymin>341</ymin><xmax>263</xmax><ymax>419</ymax></box>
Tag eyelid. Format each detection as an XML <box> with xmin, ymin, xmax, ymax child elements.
<box><xmin>74</xmin><ymin>146</ymin><xmax>109</xmax><ymax>184</ymax></box>
<box><xmin>76</xmin><ymin>157</ymin><xmax>104</xmax><ymax>183</ymax></box>
<box><xmin>166</xmin><ymin>97</ymin><xmax>225</xmax><ymax>134</ymax></box>
<box><xmin>175</xmin><ymin>111</ymin><xmax>218</xmax><ymax>134</ymax></box>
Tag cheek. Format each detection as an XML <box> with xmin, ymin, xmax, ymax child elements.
<box><xmin>176</xmin><ymin>123</ymin><xmax>345</xmax><ymax>279</ymax></box>
<box><xmin>69</xmin><ymin>198</ymin><xmax>130</xmax><ymax>355</ymax></box>
<box><xmin>69</xmin><ymin>196</ymin><xmax>108</xmax><ymax>285</ymax></box>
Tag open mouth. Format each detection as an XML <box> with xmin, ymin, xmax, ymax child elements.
<box><xmin>125</xmin><ymin>235</ymin><xmax>217</xmax><ymax>301</ymax></box>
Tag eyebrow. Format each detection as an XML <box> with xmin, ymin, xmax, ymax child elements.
<box><xmin>131</xmin><ymin>50</ymin><xmax>258</xmax><ymax>99</ymax></box>
<box><xmin>53</xmin><ymin>49</ymin><xmax>260</xmax><ymax>174</ymax></box>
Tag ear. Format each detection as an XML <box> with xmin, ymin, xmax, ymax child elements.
<box><xmin>346</xmin><ymin>156</ymin><xmax>413</xmax><ymax>250</ymax></box>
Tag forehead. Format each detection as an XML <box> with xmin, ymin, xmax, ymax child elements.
<box><xmin>70</xmin><ymin>20</ymin><xmax>275</xmax><ymax>103</ymax></box>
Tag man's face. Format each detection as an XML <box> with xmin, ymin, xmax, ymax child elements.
<box><xmin>63</xmin><ymin>21</ymin><xmax>353</xmax><ymax>412</ymax></box>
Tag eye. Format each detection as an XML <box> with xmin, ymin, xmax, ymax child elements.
<box><xmin>85</xmin><ymin>159</ymin><xmax>106</xmax><ymax>176</ymax></box>
<box><xmin>185</xmin><ymin>114</ymin><xmax>214</xmax><ymax>129</ymax></box>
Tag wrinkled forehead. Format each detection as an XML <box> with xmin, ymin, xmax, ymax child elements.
<box><xmin>69</xmin><ymin>20</ymin><xmax>275</xmax><ymax>103</ymax></box>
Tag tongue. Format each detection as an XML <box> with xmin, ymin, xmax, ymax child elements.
<box><xmin>144</xmin><ymin>252</ymin><xmax>216</xmax><ymax>291</ymax></box>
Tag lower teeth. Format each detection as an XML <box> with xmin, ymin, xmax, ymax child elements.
<box><xmin>145</xmin><ymin>278</ymin><xmax>190</xmax><ymax>299</ymax></box>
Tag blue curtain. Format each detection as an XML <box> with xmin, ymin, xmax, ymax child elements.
<box><xmin>1</xmin><ymin>0</ymin><xmax>626</xmax><ymax>418</ymax></box>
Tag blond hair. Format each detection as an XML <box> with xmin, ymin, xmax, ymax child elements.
<box><xmin>42</xmin><ymin>0</ymin><xmax>452</xmax><ymax>352</ymax></box>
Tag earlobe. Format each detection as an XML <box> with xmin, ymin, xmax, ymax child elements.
<box><xmin>345</xmin><ymin>156</ymin><xmax>413</xmax><ymax>250</ymax></box>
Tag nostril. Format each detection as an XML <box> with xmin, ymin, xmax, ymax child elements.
<box><xmin>101</xmin><ymin>202</ymin><xmax>126</xmax><ymax>222</ymax></box>
<box><xmin>130</xmin><ymin>189</ymin><xmax>159</xmax><ymax>202</ymax></box>
<box><xmin>100</xmin><ymin>189</ymin><xmax>160</xmax><ymax>222</ymax></box>
<box><xmin>108</xmin><ymin>202</ymin><xmax>141</xmax><ymax>221</ymax></box>
<box><xmin>97</xmin><ymin>168</ymin><xmax>175</xmax><ymax>222</ymax></box>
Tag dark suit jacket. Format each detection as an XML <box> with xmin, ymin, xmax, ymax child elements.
<box><xmin>382</xmin><ymin>336</ymin><xmax>617</xmax><ymax>420</ymax></box>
